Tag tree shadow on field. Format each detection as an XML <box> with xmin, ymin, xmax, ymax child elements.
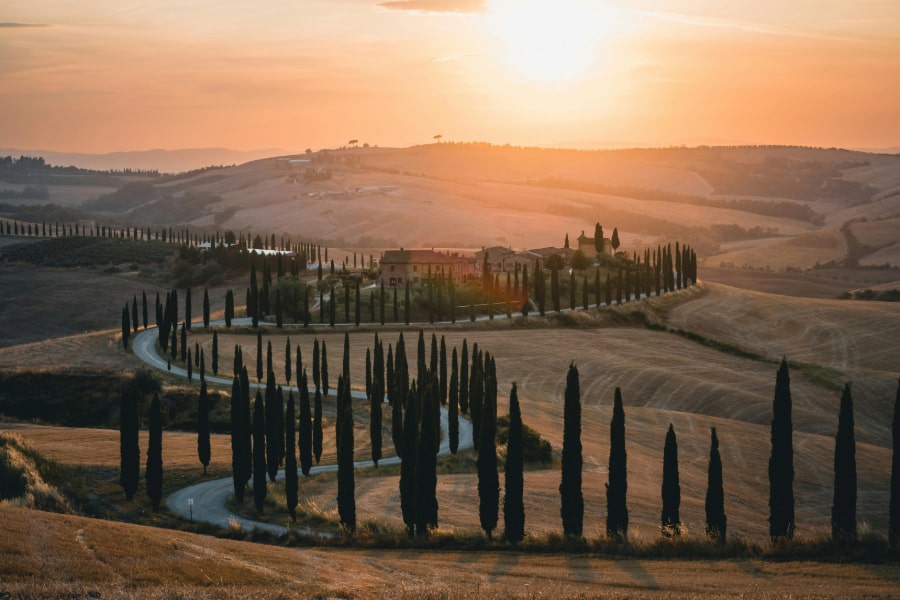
<box><xmin>612</xmin><ymin>558</ymin><xmax>659</xmax><ymax>590</ymax></box>
<box><xmin>486</xmin><ymin>552</ymin><xmax>519</xmax><ymax>583</ymax></box>
<box><xmin>564</xmin><ymin>554</ymin><xmax>599</xmax><ymax>584</ymax></box>
<box><xmin>734</xmin><ymin>559</ymin><xmax>772</xmax><ymax>582</ymax></box>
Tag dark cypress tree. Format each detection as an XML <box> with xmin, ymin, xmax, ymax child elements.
<box><xmin>299</xmin><ymin>371</ymin><xmax>313</xmax><ymax>475</ymax></box>
<box><xmin>504</xmin><ymin>383</ymin><xmax>525</xmax><ymax>543</ymax></box>
<box><xmin>256</xmin><ymin>331</ymin><xmax>263</xmax><ymax>382</ymax></box>
<box><xmin>285</xmin><ymin>389</ymin><xmax>298</xmax><ymax>521</ymax></box>
<box><xmin>230</xmin><ymin>375</ymin><xmax>246</xmax><ymax>502</ymax></box>
<box><xmin>185</xmin><ymin>288</ymin><xmax>192</xmax><ymax>330</ymax></box>
<box><xmin>417</xmin><ymin>377</ymin><xmax>439</xmax><ymax>535</ymax></box>
<box><xmin>470</xmin><ymin>346</ymin><xmax>483</xmax><ymax>449</ymax></box>
<box><xmin>371</xmin><ymin>338</ymin><xmax>383</xmax><ymax>467</ymax></box>
<box><xmin>449</xmin><ymin>346</ymin><xmax>459</xmax><ymax>454</ymax></box>
<box><xmin>285</xmin><ymin>337</ymin><xmax>292</xmax><ymax>385</ymax></box>
<box><xmin>313</xmin><ymin>387</ymin><xmax>323</xmax><ymax>464</ymax></box>
<box><xmin>225</xmin><ymin>289</ymin><xmax>234</xmax><ymax>327</ymax></box>
<box><xmin>611</xmin><ymin>227</ymin><xmax>620</xmax><ymax>252</ymax></box>
<box><xmin>460</xmin><ymin>339</ymin><xmax>469</xmax><ymax>414</ymax></box>
<box><xmin>607</xmin><ymin>387</ymin><xmax>629</xmax><ymax>539</ymax></box>
<box><xmin>400</xmin><ymin>380</ymin><xmax>419</xmax><ymax>535</ymax></box>
<box><xmin>313</xmin><ymin>338</ymin><xmax>321</xmax><ymax>391</ymax></box>
<box><xmin>891</xmin><ymin>380</ymin><xmax>900</xmax><ymax>545</ymax></box>
<box><xmin>560</xmin><ymin>363</ymin><xmax>583</xmax><ymax>537</ymax></box>
<box><xmin>392</xmin><ymin>334</ymin><xmax>406</xmax><ymax>457</ymax></box>
<box><xmin>550</xmin><ymin>263</ymin><xmax>560</xmax><ymax>312</ymax></box>
<box><xmin>336</xmin><ymin>375</ymin><xmax>356</xmax><ymax>532</ymax></box>
<box><xmin>705</xmin><ymin>427</ymin><xmax>727</xmax><ymax>543</ymax></box>
<box><xmin>240</xmin><ymin>367</ymin><xmax>252</xmax><ymax>494</ymax></box>
<box><xmin>266</xmin><ymin>340</ymin><xmax>273</xmax><ymax>377</ymax></box>
<box><xmin>203</xmin><ymin>287</ymin><xmax>210</xmax><ymax>328</ymax></box>
<box><xmin>119</xmin><ymin>385</ymin><xmax>140</xmax><ymax>501</ymax></box>
<box><xmin>322</xmin><ymin>340</ymin><xmax>329</xmax><ymax>396</ymax></box>
<box><xmin>832</xmin><ymin>383</ymin><xmax>857</xmax><ymax>541</ymax></box>
<box><xmin>132</xmin><ymin>295</ymin><xmax>139</xmax><ymax>333</ymax></box>
<box><xmin>265</xmin><ymin>372</ymin><xmax>279</xmax><ymax>482</ymax></box>
<box><xmin>212</xmin><ymin>331</ymin><xmax>219</xmax><ymax>375</ymax></box>
<box><xmin>769</xmin><ymin>357</ymin><xmax>795</xmax><ymax>540</ymax></box>
<box><xmin>252</xmin><ymin>391</ymin><xmax>267</xmax><ymax>512</ymax></box>
<box><xmin>477</xmin><ymin>358</ymin><xmax>499</xmax><ymax>538</ymax></box>
<box><xmin>121</xmin><ymin>305</ymin><xmax>130</xmax><ymax>349</ymax></box>
<box><xmin>142</xmin><ymin>290</ymin><xmax>148</xmax><ymax>329</ymax></box>
<box><xmin>186</xmin><ymin>348</ymin><xmax>193</xmax><ymax>381</ymax></box>
<box><xmin>198</xmin><ymin>380</ymin><xmax>211</xmax><ymax>475</ymax></box>
<box><xmin>661</xmin><ymin>424</ymin><xmax>682</xmax><ymax>536</ymax></box>
<box><xmin>146</xmin><ymin>393</ymin><xmax>163</xmax><ymax>510</ymax></box>
<box><xmin>439</xmin><ymin>336</ymin><xmax>448</xmax><ymax>405</ymax></box>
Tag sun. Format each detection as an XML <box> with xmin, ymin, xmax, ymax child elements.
<box><xmin>486</xmin><ymin>0</ymin><xmax>612</xmax><ymax>84</ymax></box>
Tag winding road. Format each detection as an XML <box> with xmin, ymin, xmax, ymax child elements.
<box><xmin>131</xmin><ymin>323</ymin><xmax>474</xmax><ymax>535</ymax></box>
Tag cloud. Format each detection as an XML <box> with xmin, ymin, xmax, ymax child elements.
<box><xmin>0</xmin><ymin>22</ymin><xmax>50</xmax><ymax>28</ymax></box>
<box><xmin>377</xmin><ymin>0</ymin><xmax>486</xmax><ymax>14</ymax></box>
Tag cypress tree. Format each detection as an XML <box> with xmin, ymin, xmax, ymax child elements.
<box><xmin>285</xmin><ymin>337</ymin><xmax>292</xmax><ymax>385</ymax></box>
<box><xmin>404</xmin><ymin>279</ymin><xmax>411</xmax><ymax>324</ymax></box>
<box><xmin>560</xmin><ymin>363</ymin><xmax>583</xmax><ymax>537</ymax></box>
<box><xmin>504</xmin><ymin>383</ymin><xmax>525</xmax><ymax>543</ymax></box>
<box><xmin>313</xmin><ymin>387</ymin><xmax>323</xmax><ymax>464</ymax></box>
<box><xmin>285</xmin><ymin>389</ymin><xmax>298</xmax><ymax>521</ymax></box>
<box><xmin>417</xmin><ymin>376</ymin><xmax>439</xmax><ymax>535</ymax></box>
<box><xmin>121</xmin><ymin>306</ymin><xmax>130</xmax><ymax>349</ymax></box>
<box><xmin>460</xmin><ymin>339</ymin><xmax>469</xmax><ymax>414</ymax></box>
<box><xmin>891</xmin><ymin>380</ymin><xmax>900</xmax><ymax>545</ymax></box>
<box><xmin>400</xmin><ymin>380</ymin><xmax>418</xmax><ymax>535</ymax></box>
<box><xmin>187</xmin><ymin>348</ymin><xmax>193</xmax><ymax>381</ymax></box>
<box><xmin>132</xmin><ymin>296</ymin><xmax>139</xmax><ymax>333</ymax></box>
<box><xmin>477</xmin><ymin>357</ymin><xmax>499</xmax><ymax>538</ymax></box>
<box><xmin>141</xmin><ymin>291</ymin><xmax>149</xmax><ymax>329</ymax></box>
<box><xmin>240</xmin><ymin>367</ymin><xmax>252</xmax><ymax>493</ymax></box>
<box><xmin>203</xmin><ymin>287</ymin><xmax>210</xmax><ymax>328</ymax></box>
<box><xmin>256</xmin><ymin>331</ymin><xmax>263</xmax><ymax>382</ymax></box>
<box><xmin>230</xmin><ymin>375</ymin><xmax>246</xmax><ymax>502</ymax></box>
<box><xmin>607</xmin><ymin>387</ymin><xmax>629</xmax><ymax>539</ymax></box>
<box><xmin>371</xmin><ymin>337</ymin><xmax>383</xmax><ymax>467</ymax></box>
<box><xmin>313</xmin><ymin>338</ymin><xmax>321</xmax><ymax>391</ymax></box>
<box><xmin>266</xmin><ymin>340</ymin><xmax>273</xmax><ymax>377</ymax></box>
<box><xmin>212</xmin><ymin>331</ymin><xmax>219</xmax><ymax>375</ymax></box>
<box><xmin>225</xmin><ymin>289</ymin><xmax>234</xmax><ymax>327</ymax></box>
<box><xmin>355</xmin><ymin>280</ymin><xmax>361</xmax><ymax>325</ymax></box>
<box><xmin>198</xmin><ymin>379</ymin><xmax>211</xmax><ymax>475</ymax></box>
<box><xmin>299</xmin><ymin>371</ymin><xmax>313</xmax><ymax>475</ymax></box>
<box><xmin>832</xmin><ymin>383</ymin><xmax>857</xmax><ymax>541</ymax></box>
<box><xmin>252</xmin><ymin>391</ymin><xmax>267</xmax><ymax>512</ymax></box>
<box><xmin>322</xmin><ymin>341</ymin><xmax>329</xmax><ymax>396</ymax></box>
<box><xmin>185</xmin><ymin>288</ymin><xmax>192</xmax><ymax>330</ymax></box>
<box><xmin>470</xmin><ymin>346</ymin><xmax>483</xmax><ymax>448</ymax></box>
<box><xmin>119</xmin><ymin>384</ymin><xmax>140</xmax><ymax>501</ymax></box>
<box><xmin>336</xmin><ymin>375</ymin><xmax>356</xmax><ymax>532</ymax></box>
<box><xmin>661</xmin><ymin>424</ymin><xmax>682</xmax><ymax>536</ymax></box>
<box><xmin>366</xmin><ymin>347</ymin><xmax>372</xmax><ymax>400</ymax></box>
<box><xmin>146</xmin><ymin>393</ymin><xmax>164</xmax><ymax>510</ymax></box>
<box><xmin>769</xmin><ymin>358</ymin><xmax>795</xmax><ymax>540</ymax></box>
<box><xmin>439</xmin><ymin>336</ymin><xmax>448</xmax><ymax>405</ymax></box>
<box><xmin>550</xmin><ymin>263</ymin><xmax>560</xmax><ymax>312</ymax></box>
<box><xmin>449</xmin><ymin>347</ymin><xmax>459</xmax><ymax>454</ymax></box>
<box><xmin>392</xmin><ymin>334</ymin><xmax>406</xmax><ymax>457</ymax></box>
<box><xmin>265</xmin><ymin>371</ymin><xmax>279</xmax><ymax>482</ymax></box>
<box><xmin>705</xmin><ymin>427</ymin><xmax>727</xmax><ymax>543</ymax></box>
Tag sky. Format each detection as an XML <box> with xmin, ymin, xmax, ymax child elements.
<box><xmin>2</xmin><ymin>0</ymin><xmax>899</xmax><ymax>153</ymax></box>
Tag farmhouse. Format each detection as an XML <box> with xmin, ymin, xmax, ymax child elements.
<box><xmin>378</xmin><ymin>249</ymin><xmax>473</xmax><ymax>286</ymax></box>
<box><xmin>517</xmin><ymin>246</ymin><xmax>576</xmax><ymax>266</ymax></box>
<box><xmin>577</xmin><ymin>230</ymin><xmax>611</xmax><ymax>258</ymax></box>
<box><xmin>474</xmin><ymin>246</ymin><xmax>518</xmax><ymax>274</ymax></box>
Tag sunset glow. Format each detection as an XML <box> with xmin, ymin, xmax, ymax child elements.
<box><xmin>1</xmin><ymin>1</ymin><xmax>899</xmax><ymax>153</ymax></box>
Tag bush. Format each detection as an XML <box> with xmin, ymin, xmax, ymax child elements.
<box><xmin>496</xmin><ymin>415</ymin><xmax>553</xmax><ymax>464</ymax></box>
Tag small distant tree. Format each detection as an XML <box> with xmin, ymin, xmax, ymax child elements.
<box><xmin>146</xmin><ymin>393</ymin><xmax>163</xmax><ymax>510</ymax></box>
<box><xmin>449</xmin><ymin>347</ymin><xmax>459</xmax><ymax>454</ymax></box>
<box><xmin>831</xmin><ymin>383</ymin><xmax>857</xmax><ymax>541</ymax></box>
<box><xmin>313</xmin><ymin>387</ymin><xmax>323</xmax><ymax>464</ymax></box>
<box><xmin>560</xmin><ymin>363</ymin><xmax>583</xmax><ymax>537</ymax></box>
<box><xmin>661</xmin><ymin>424</ymin><xmax>681</xmax><ymax>536</ymax></box>
<box><xmin>611</xmin><ymin>227</ymin><xmax>620</xmax><ymax>252</ymax></box>
<box><xmin>594</xmin><ymin>223</ymin><xmax>604</xmax><ymax>255</ymax></box>
<box><xmin>185</xmin><ymin>288</ymin><xmax>192</xmax><ymax>330</ymax></box>
<box><xmin>705</xmin><ymin>427</ymin><xmax>727</xmax><ymax>543</ymax></box>
<box><xmin>225</xmin><ymin>289</ymin><xmax>234</xmax><ymax>327</ymax></box>
<box><xmin>141</xmin><ymin>291</ymin><xmax>148</xmax><ymax>329</ymax></box>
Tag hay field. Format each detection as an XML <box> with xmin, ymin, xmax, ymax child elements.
<box><xmin>705</xmin><ymin>228</ymin><xmax>847</xmax><ymax>271</ymax></box>
<box><xmin>3</xmin><ymin>505</ymin><xmax>900</xmax><ymax>599</ymax></box>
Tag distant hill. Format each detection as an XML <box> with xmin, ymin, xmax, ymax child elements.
<box><xmin>0</xmin><ymin>147</ymin><xmax>291</xmax><ymax>174</ymax></box>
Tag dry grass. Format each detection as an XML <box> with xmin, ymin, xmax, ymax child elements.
<box><xmin>706</xmin><ymin>228</ymin><xmax>848</xmax><ymax>272</ymax></box>
<box><xmin>3</xmin><ymin>504</ymin><xmax>900</xmax><ymax>598</ymax></box>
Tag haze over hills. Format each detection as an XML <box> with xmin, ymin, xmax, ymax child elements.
<box><xmin>0</xmin><ymin>147</ymin><xmax>291</xmax><ymax>174</ymax></box>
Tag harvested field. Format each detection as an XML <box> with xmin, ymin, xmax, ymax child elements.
<box><xmin>700</xmin><ymin>266</ymin><xmax>859</xmax><ymax>298</ymax></box>
<box><xmin>3</xmin><ymin>505</ymin><xmax>900</xmax><ymax>598</ymax></box>
<box><xmin>706</xmin><ymin>228</ymin><xmax>847</xmax><ymax>272</ymax></box>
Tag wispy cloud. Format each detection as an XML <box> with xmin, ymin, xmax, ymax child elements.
<box><xmin>0</xmin><ymin>22</ymin><xmax>50</xmax><ymax>28</ymax></box>
<box><xmin>377</xmin><ymin>0</ymin><xmax>486</xmax><ymax>14</ymax></box>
